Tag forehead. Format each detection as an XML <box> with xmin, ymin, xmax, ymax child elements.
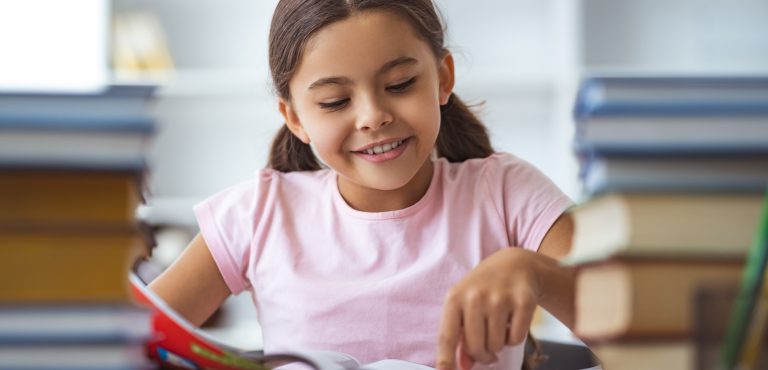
<box><xmin>293</xmin><ymin>10</ymin><xmax>436</xmax><ymax>86</ymax></box>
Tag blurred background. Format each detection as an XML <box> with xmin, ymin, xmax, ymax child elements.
<box><xmin>113</xmin><ymin>0</ymin><xmax>768</xmax><ymax>223</ymax></box>
<box><xmin>2</xmin><ymin>0</ymin><xmax>767</xmax><ymax>351</ymax></box>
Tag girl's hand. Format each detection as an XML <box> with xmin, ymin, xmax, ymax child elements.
<box><xmin>434</xmin><ymin>247</ymin><xmax>546</xmax><ymax>370</ymax></box>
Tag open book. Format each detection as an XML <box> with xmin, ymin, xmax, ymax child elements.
<box><xmin>129</xmin><ymin>271</ymin><xmax>434</xmax><ymax>370</ymax></box>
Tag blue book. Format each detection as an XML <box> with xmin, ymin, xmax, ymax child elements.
<box><xmin>574</xmin><ymin>75</ymin><xmax>768</xmax><ymax>119</ymax></box>
<box><xmin>572</xmin><ymin>76</ymin><xmax>768</xmax><ymax>152</ymax></box>
<box><xmin>0</xmin><ymin>114</ymin><xmax>155</xmax><ymax>133</ymax></box>
<box><xmin>0</xmin><ymin>84</ymin><xmax>156</xmax><ymax>168</ymax></box>
<box><xmin>0</xmin><ymin>118</ymin><xmax>154</xmax><ymax>169</ymax></box>
<box><xmin>578</xmin><ymin>151</ymin><xmax>768</xmax><ymax>195</ymax></box>
<box><xmin>0</xmin><ymin>84</ymin><xmax>157</xmax><ymax>133</ymax></box>
<box><xmin>573</xmin><ymin>113</ymin><xmax>768</xmax><ymax>153</ymax></box>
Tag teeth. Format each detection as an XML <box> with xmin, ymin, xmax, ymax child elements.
<box><xmin>363</xmin><ymin>140</ymin><xmax>403</xmax><ymax>155</ymax></box>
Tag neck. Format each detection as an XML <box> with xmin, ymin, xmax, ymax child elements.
<box><xmin>337</xmin><ymin>159</ymin><xmax>434</xmax><ymax>212</ymax></box>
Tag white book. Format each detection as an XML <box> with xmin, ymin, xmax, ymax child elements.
<box><xmin>0</xmin><ymin>305</ymin><xmax>152</xmax><ymax>343</ymax></box>
<box><xmin>0</xmin><ymin>130</ymin><xmax>150</xmax><ymax>169</ymax></box>
<box><xmin>0</xmin><ymin>343</ymin><xmax>151</xmax><ymax>370</ymax></box>
<box><xmin>582</xmin><ymin>154</ymin><xmax>768</xmax><ymax>195</ymax></box>
<box><xmin>579</xmin><ymin>115</ymin><xmax>768</xmax><ymax>151</ymax></box>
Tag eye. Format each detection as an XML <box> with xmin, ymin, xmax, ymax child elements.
<box><xmin>387</xmin><ymin>77</ymin><xmax>416</xmax><ymax>93</ymax></box>
<box><xmin>318</xmin><ymin>98</ymin><xmax>349</xmax><ymax>111</ymax></box>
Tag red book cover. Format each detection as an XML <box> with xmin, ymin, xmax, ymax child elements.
<box><xmin>128</xmin><ymin>269</ymin><xmax>434</xmax><ymax>370</ymax></box>
<box><xmin>129</xmin><ymin>272</ymin><xmax>300</xmax><ymax>370</ymax></box>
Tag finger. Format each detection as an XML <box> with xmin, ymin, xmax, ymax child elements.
<box><xmin>486</xmin><ymin>303</ymin><xmax>510</xmax><ymax>354</ymax></box>
<box><xmin>457</xmin><ymin>339</ymin><xmax>475</xmax><ymax>370</ymax></box>
<box><xmin>463</xmin><ymin>298</ymin><xmax>496</xmax><ymax>364</ymax></box>
<box><xmin>507</xmin><ymin>297</ymin><xmax>536</xmax><ymax>345</ymax></box>
<box><xmin>436</xmin><ymin>302</ymin><xmax>462</xmax><ymax>370</ymax></box>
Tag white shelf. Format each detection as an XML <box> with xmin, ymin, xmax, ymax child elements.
<box><xmin>154</xmin><ymin>68</ymin><xmax>274</xmax><ymax>98</ymax></box>
<box><xmin>137</xmin><ymin>196</ymin><xmax>202</xmax><ymax>228</ymax></box>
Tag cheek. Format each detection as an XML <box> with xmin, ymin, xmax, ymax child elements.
<box><xmin>302</xmin><ymin>116</ymin><xmax>350</xmax><ymax>154</ymax></box>
<box><xmin>402</xmin><ymin>94</ymin><xmax>441</xmax><ymax>135</ymax></box>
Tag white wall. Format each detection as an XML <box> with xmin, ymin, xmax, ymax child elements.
<box><xmin>0</xmin><ymin>0</ymin><xmax>109</xmax><ymax>92</ymax></box>
<box><xmin>582</xmin><ymin>0</ymin><xmax>768</xmax><ymax>72</ymax></box>
<box><xmin>121</xmin><ymin>0</ymin><xmax>582</xmax><ymax>224</ymax></box>
<box><xmin>123</xmin><ymin>0</ymin><xmax>768</xmax><ymax>223</ymax></box>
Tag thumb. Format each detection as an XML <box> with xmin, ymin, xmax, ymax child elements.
<box><xmin>457</xmin><ymin>340</ymin><xmax>475</xmax><ymax>370</ymax></box>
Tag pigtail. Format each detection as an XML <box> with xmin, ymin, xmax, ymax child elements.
<box><xmin>268</xmin><ymin>125</ymin><xmax>322</xmax><ymax>172</ymax></box>
<box><xmin>435</xmin><ymin>93</ymin><xmax>495</xmax><ymax>162</ymax></box>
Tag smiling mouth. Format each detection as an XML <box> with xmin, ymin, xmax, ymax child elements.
<box><xmin>355</xmin><ymin>138</ymin><xmax>408</xmax><ymax>155</ymax></box>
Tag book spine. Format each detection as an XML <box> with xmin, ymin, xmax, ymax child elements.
<box><xmin>0</xmin><ymin>115</ymin><xmax>155</xmax><ymax>134</ymax></box>
<box><xmin>573</xmin><ymin>76</ymin><xmax>768</xmax><ymax>120</ymax></box>
<box><xmin>0</xmin><ymin>84</ymin><xmax>156</xmax><ymax>100</ymax></box>
<box><xmin>580</xmin><ymin>103</ymin><xmax>768</xmax><ymax>119</ymax></box>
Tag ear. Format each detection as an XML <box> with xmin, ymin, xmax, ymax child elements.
<box><xmin>278</xmin><ymin>98</ymin><xmax>311</xmax><ymax>144</ymax></box>
<box><xmin>437</xmin><ymin>52</ymin><xmax>455</xmax><ymax>105</ymax></box>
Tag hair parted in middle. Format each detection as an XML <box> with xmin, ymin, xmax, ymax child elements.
<box><xmin>267</xmin><ymin>0</ymin><xmax>495</xmax><ymax>172</ymax></box>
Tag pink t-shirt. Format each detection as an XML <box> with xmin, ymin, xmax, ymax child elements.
<box><xmin>194</xmin><ymin>153</ymin><xmax>572</xmax><ymax>369</ymax></box>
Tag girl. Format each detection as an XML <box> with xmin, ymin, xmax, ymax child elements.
<box><xmin>150</xmin><ymin>1</ymin><xmax>575</xmax><ymax>369</ymax></box>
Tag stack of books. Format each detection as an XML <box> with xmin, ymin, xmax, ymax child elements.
<box><xmin>568</xmin><ymin>76</ymin><xmax>768</xmax><ymax>370</ymax></box>
<box><xmin>0</xmin><ymin>85</ymin><xmax>157</xmax><ymax>369</ymax></box>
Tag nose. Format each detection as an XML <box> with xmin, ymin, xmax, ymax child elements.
<box><xmin>355</xmin><ymin>94</ymin><xmax>393</xmax><ymax>132</ymax></box>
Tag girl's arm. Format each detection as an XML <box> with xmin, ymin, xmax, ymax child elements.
<box><xmin>149</xmin><ymin>233</ymin><xmax>232</xmax><ymax>327</ymax></box>
<box><xmin>435</xmin><ymin>213</ymin><xmax>575</xmax><ymax>370</ymax></box>
<box><xmin>532</xmin><ymin>212</ymin><xmax>576</xmax><ymax>328</ymax></box>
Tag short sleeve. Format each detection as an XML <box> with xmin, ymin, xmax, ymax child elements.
<box><xmin>193</xmin><ymin>171</ymin><xmax>273</xmax><ymax>294</ymax></box>
<box><xmin>484</xmin><ymin>153</ymin><xmax>573</xmax><ymax>252</ymax></box>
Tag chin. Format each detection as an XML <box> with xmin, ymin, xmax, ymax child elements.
<box><xmin>360</xmin><ymin>175</ymin><xmax>413</xmax><ymax>192</ymax></box>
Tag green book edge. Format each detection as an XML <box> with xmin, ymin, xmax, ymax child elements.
<box><xmin>718</xmin><ymin>189</ymin><xmax>768</xmax><ymax>370</ymax></box>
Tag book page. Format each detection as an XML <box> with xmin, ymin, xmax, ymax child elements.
<box><xmin>357</xmin><ymin>359</ymin><xmax>434</xmax><ymax>370</ymax></box>
<box><xmin>266</xmin><ymin>350</ymin><xmax>359</xmax><ymax>370</ymax></box>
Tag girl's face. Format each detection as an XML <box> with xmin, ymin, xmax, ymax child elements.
<box><xmin>279</xmin><ymin>10</ymin><xmax>454</xmax><ymax>202</ymax></box>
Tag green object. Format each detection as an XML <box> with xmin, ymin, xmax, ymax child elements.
<box><xmin>718</xmin><ymin>189</ymin><xmax>768</xmax><ymax>370</ymax></box>
<box><xmin>191</xmin><ymin>343</ymin><xmax>268</xmax><ymax>370</ymax></box>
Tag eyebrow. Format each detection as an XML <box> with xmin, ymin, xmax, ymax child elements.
<box><xmin>307</xmin><ymin>56</ymin><xmax>418</xmax><ymax>91</ymax></box>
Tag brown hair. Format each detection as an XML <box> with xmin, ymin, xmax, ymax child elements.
<box><xmin>266</xmin><ymin>0</ymin><xmax>494</xmax><ymax>172</ymax></box>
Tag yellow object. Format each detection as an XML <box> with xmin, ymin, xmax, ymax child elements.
<box><xmin>0</xmin><ymin>229</ymin><xmax>148</xmax><ymax>302</ymax></box>
<box><xmin>112</xmin><ymin>11</ymin><xmax>175</xmax><ymax>81</ymax></box>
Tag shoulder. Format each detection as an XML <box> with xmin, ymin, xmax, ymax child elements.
<box><xmin>195</xmin><ymin>168</ymin><xmax>332</xmax><ymax>217</ymax></box>
<box><xmin>447</xmin><ymin>152</ymin><xmax>571</xmax><ymax>210</ymax></box>
<box><xmin>439</xmin><ymin>152</ymin><xmax>546</xmax><ymax>188</ymax></box>
<box><xmin>436</xmin><ymin>153</ymin><xmax>556</xmax><ymax>213</ymax></box>
<box><xmin>212</xmin><ymin>167</ymin><xmax>331</xmax><ymax>195</ymax></box>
